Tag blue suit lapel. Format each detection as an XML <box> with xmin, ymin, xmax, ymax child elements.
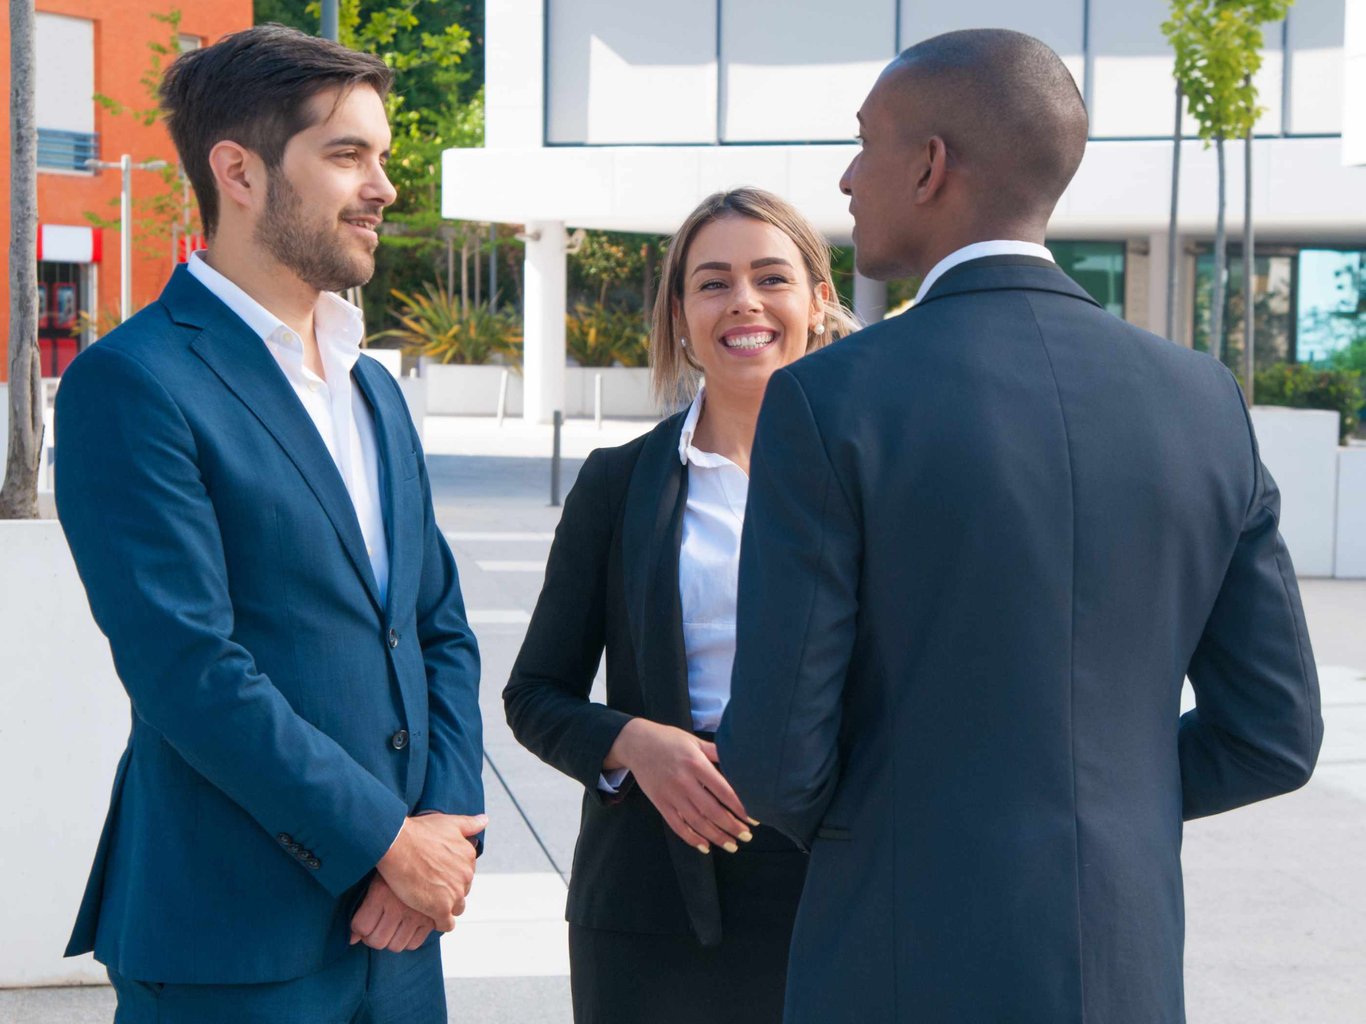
<box><xmin>163</xmin><ymin>266</ymin><xmax>384</xmax><ymax>614</ymax></box>
<box><xmin>353</xmin><ymin>357</ymin><xmax>413</xmax><ymax>617</ymax></box>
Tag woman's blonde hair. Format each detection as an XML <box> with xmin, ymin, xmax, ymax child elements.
<box><xmin>649</xmin><ymin>187</ymin><xmax>860</xmax><ymax>408</ymax></box>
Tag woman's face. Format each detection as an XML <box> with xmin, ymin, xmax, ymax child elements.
<box><xmin>677</xmin><ymin>215</ymin><xmax>828</xmax><ymax>400</ymax></box>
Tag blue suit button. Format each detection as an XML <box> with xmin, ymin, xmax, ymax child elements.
<box><xmin>387</xmin><ymin>628</ymin><xmax>399</xmax><ymax>649</ymax></box>
<box><xmin>390</xmin><ymin>729</ymin><xmax>409</xmax><ymax>750</ymax></box>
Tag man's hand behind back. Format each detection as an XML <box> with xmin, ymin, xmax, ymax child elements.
<box><xmin>376</xmin><ymin>812</ymin><xmax>487</xmax><ymax>932</ymax></box>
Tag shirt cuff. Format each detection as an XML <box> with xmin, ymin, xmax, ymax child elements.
<box><xmin>597</xmin><ymin>768</ymin><xmax>630</xmax><ymax>794</ymax></box>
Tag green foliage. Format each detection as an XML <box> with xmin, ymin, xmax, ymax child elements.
<box><xmin>570</xmin><ymin>232</ymin><xmax>653</xmax><ymax>308</ymax></box>
<box><xmin>371</xmin><ymin>283</ymin><xmax>522</xmax><ymax>366</ymax></box>
<box><xmin>1326</xmin><ymin>339</ymin><xmax>1366</xmax><ymax>375</ymax></box>
<box><xmin>1162</xmin><ymin>0</ymin><xmax>1293</xmax><ymax>145</ymax></box>
<box><xmin>566</xmin><ymin>304</ymin><xmax>650</xmax><ymax>368</ymax></box>
<box><xmin>1254</xmin><ymin>364</ymin><xmax>1364</xmax><ymax>442</ymax></box>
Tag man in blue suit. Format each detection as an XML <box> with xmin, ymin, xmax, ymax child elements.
<box><xmin>719</xmin><ymin>29</ymin><xmax>1323</xmax><ymax>1024</ymax></box>
<box><xmin>55</xmin><ymin>26</ymin><xmax>485</xmax><ymax>1023</ymax></box>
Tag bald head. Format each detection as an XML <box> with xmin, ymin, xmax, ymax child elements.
<box><xmin>887</xmin><ymin>29</ymin><xmax>1088</xmax><ymax>221</ymax></box>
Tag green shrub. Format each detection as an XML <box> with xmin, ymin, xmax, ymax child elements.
<box><xmin>371</xmin><ymin>283</ymin><xmax>522</xmax><ymax>367</ymax></box>
<box><xmin>566</xmin><ymin>304</ymin><xmax>649</xmax><ymax>368</ymax></box>
<box><xmin>1254</xmin><ymin>364</ymin><xmax>1364</xmax><ymax>443</ymax></box>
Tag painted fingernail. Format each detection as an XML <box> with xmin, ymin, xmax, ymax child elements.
<box><xmin>696</xmin><ymin>843</ymin><xmax>711</xmax><ymax>854</ymax></box>
<box><xmin>723</xmin><ymin>841</ymin><xmax>739</xmax><ymax>854</ymax></box>
<box><xmin>738</xmin><ymin>831</ymin><xmax>754</xmax><ymax>843</ymax></box>
<box><xmin>746</xmin><ymin>818</ymin><xmax>761</xmax><ymax>827</ymax></box>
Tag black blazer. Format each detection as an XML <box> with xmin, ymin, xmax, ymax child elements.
<box><xmin>504</xmin><ymin>412</ymin><xmax>729</xmax><ymax>945</ymax></box>
<box><xmin>717</xmin><ymin>256</ymin><xmax>1323</xmax><ymax>1023</ymax></box>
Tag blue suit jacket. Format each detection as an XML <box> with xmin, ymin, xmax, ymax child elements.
<box><xmin>718</xmin><ymin>256</ymin><xmax>1323</xmax><ymax>1023</ymax></box>
<box><xmin>55</xmin><ymin>265</ymin><xmax>483</xmax><ymax>985</ymax></box>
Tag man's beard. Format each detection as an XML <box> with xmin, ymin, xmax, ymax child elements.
<box><xmin>255</xmin><ymin>171</ymin><xmax>377</xmax><ymax>292</ymax></box>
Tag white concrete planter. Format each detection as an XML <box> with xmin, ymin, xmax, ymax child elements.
<box><xmin>420</xmin><ymin>362</ymin><xmax>655</xmax><ymax>418</ymax></box>
<box><xmin>565</xmin><ymin>367</ymin><xmax>655</xmax><ymax>418</ymax></box>
<box><xmin>1336</xmin><ymin>446</ymin><xmax>1366</xmax><ymax>579</ymax></box>
<box><xmin>0</xmin><ymin>520</ymin><xmax>125</xmax><ymax>986</ymax></box>
<box><xmin>422</xmin><ymin>362</ymin><xmax>524</xmax><ymax>417</ymax></box>
<box><xmin>1250</xmin><ymin>406</ymin><xmax>1340</xmax><ymax>577</ymax></box>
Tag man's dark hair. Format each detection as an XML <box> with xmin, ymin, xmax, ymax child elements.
<box><xmin>159</xmin><ymin>24</ymin><xmax>394</xmax><ymax>237</ymax></box>
<box><xmin>891</xmin><ymin>29</ymin><xmax>1089</xmax><ymax>223</ymax></box>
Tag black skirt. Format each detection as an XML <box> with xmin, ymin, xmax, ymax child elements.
<box><xmin>568</xmin><ymin>825</ymin><xmax>807</xmax><ymax>1024</ymax></box>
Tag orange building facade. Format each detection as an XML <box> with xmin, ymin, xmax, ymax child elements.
<box><xmin>0</xmin><ymin>0</ymin><xmax>252</xmax><ymax>381</ymax></box>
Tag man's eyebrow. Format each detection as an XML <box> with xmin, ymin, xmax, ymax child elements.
<box><xmin>324</xmin><ymin>135</ymin><xmax>379</xmax><ymax>150</ymax></box>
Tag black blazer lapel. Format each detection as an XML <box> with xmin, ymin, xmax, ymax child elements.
<box><xmin>618</xmin><ymin>413</ymin><xmax>724</xmax><ymax>947</ymax></box>
<box><xmin>165</xmin><ymin>267</ymin><xmax>384</xmax><ymax>614</ymax></box>
<box><xmin>620</xmin><ymin>416</ymin><xmax>693</xmax><ymax>731</ymax></box>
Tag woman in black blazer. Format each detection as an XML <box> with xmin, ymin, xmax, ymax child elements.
<box><xmin>504</xmin><ymin>188</ymin><xmax>858</xmax><ymax>1024</ymax></box>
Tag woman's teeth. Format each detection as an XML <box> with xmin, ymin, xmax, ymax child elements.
<box><xmin>723</xmin><ymin>332</ymin><xmax>775</xmax><ymax>350</ymax></box>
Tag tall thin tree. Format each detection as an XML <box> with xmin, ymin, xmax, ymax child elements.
<box><xmin>1</xmin><ymin>0</ymin><xmax>42</xmax><ymax>520</ymax></box>
<box><xmin>1165</xmin><ymin>82</ymin><xmax>1183</xmax><ymax>342</ymax></box>
<box><xmin>1243</xmin><ymin>76</ymin><xmax>1256</xmax><ymax>404</ymax></box>
<box><xmin>1162</xmin><ymin>0</ymin><xmax>1291</xmax><ymax>377</ymax></box>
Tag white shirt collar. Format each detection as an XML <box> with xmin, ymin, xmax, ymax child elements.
<box><xmin>678</xmin><ymin>386</ymin><xmax>705</xmax><ymax>466</ymax></box>
<box><xmin>186</xmin><ymin>250</ymin><xmax>366</xmax><ymax>372</ymax></box>
<box><xmin>676</xmin><ymin>385</ymin><xmax>742</xmax><ymax>471</ymax></box>
<box><xmin>913</xmin><ymin>240</ymin><xmax>1055</xmax><ymax>305</ymax></box>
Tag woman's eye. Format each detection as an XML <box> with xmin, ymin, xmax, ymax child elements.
<box><xmin>760</xmin><ymin>275</ymin><xmax>792</xmax><ymax>286</ymax></box>
<box><xmin>699</xmin><ymin>279</ymin><xmax>726</xmax><ymax>291</ymax></box>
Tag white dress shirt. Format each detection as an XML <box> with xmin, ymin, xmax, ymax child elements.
<box><xmin>187</xmin><ymin>252</ymin><xmax>391</xmax><ymax>605</ymax></box>
<box><xmin>598</xmin><ymin>386</ymin><xmax>746</xmax><ymax>792</ymax></box>
<box><xmin>914</xmin><ymin>240</ymin><xmax>1055</xmax><ymax>305</ymax></box>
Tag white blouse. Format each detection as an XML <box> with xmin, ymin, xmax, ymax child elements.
<box><xmin>675</xmin><ymin>387</ymin><xmax>747</xmax><ymax>733</ymax></box>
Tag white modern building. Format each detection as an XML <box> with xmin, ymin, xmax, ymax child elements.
<box><xmin>443</xmin><ymin>0</ymin><xmax>1366</xmax><ymax>424</ymax></box>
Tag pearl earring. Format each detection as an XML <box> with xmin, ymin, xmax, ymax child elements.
<box><xmin>813</xmin><ymin>323</ymin><xmax>826</xmax><ymax>336</ymax></box>
<box><xmin>679</xmin><ymin>337</ymin><xmax>688</xmax><ymax>347</ymax></box>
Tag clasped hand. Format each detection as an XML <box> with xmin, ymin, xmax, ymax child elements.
<box><xmin>605</xmin><ymin>718</ymin><xmax>755</xmax><ymax>854</ymax></box>
<box><xmin>350</xmin><ymin>811</ymin><xmax>487</xmax><ymax>950</ymax></box>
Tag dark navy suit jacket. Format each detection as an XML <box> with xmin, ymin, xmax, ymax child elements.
<box><xmin>55</xmin><ymin>265</ymin><xmax>483</xmax><ymax>985</ymax></box>
<box><xmin>717</xmin><ymin>256</ymin><xmax>1323</xmax><ymax>1023</ymax></box>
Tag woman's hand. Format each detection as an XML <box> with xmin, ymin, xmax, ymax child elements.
<box><xmin>605</xmin><ymin>718</ymin><xmax>756</xmax><ymax>854</ymax></box>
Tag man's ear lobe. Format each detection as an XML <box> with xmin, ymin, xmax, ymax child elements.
<box><xmin>208</xmin><ymin>141</ymin><xmax>259</xmax><ymax>214</ymax></box>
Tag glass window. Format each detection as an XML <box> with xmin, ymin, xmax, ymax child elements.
<box><xmin>1296</xmin><ymin>249</ymin><xmax>1365</xmax><ymax>363</ymax></box>
<box><xmin>1049</xmin><ymin>241</ymin><xmax>1125</xmax><ymax>317</ymax></box>
<box><xmin>1192</xmin><ymin>249</ymin><xmax>1295</xmax><ymax>374</ymax></box>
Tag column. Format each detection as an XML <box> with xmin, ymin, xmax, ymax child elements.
<box><xmin>522</xmin><ymin>220</ymin><xmax>567</xmax><ymax>425</ymax></box>
<box><xmin>853</xmin><ymin>271</ymin><xmax>887</xmax><ymax>325</ymax></box>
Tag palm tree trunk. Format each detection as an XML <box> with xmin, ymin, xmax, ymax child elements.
<box><xmin>1210</xmin><ymin>134</ymin><xmax>1227</xmax><ymax>365</ymax></box>
<box><xmin>1165</xmin><ymin>82</ymin><xmax>1182</xmax><ymax>341</ymax></box>
<box><xmin>1</xmin><ymin>0</ymin><xmax>41</xmax><ymax>520</ymax></box>
<box><xmin>1243</xmin><ymin>104</ymin><xmax>1255</xmax><ymax>404</ymax></box>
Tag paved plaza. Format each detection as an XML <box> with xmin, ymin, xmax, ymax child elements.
<box><xmin>4</xmin><ymin>415</ymin><xmax>1365</xmax><ymax>1023</ymax></box>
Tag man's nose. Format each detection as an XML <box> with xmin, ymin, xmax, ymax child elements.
<box><xmin>839</xmin><ymin>158</ymin><xmax>855</xmax><ymax>197</ymax></box>
<box><xmin>368</xmin><ymin>164</ymin><xmax>398</xmax><ymax>207</ymax></box>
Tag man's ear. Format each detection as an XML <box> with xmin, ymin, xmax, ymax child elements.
<box><xmin>912</xmin><ymin>135</ymin><xmax>950</xmax><ymax>207</ymax></box>
<box><xmin>208</xmin><ymin>140</ymin><xmax>264</xmax><ymax>220</ymax></box>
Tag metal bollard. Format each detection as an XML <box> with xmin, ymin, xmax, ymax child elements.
<box><xmin>496</xmin><ymin>368</ymin><xmax>510</xmax><ymax>427</ymax></box>
<box><xmin>550</xmin><ymin>410</ymin><xmax>563</xmax><ymax>507</ymax></box>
